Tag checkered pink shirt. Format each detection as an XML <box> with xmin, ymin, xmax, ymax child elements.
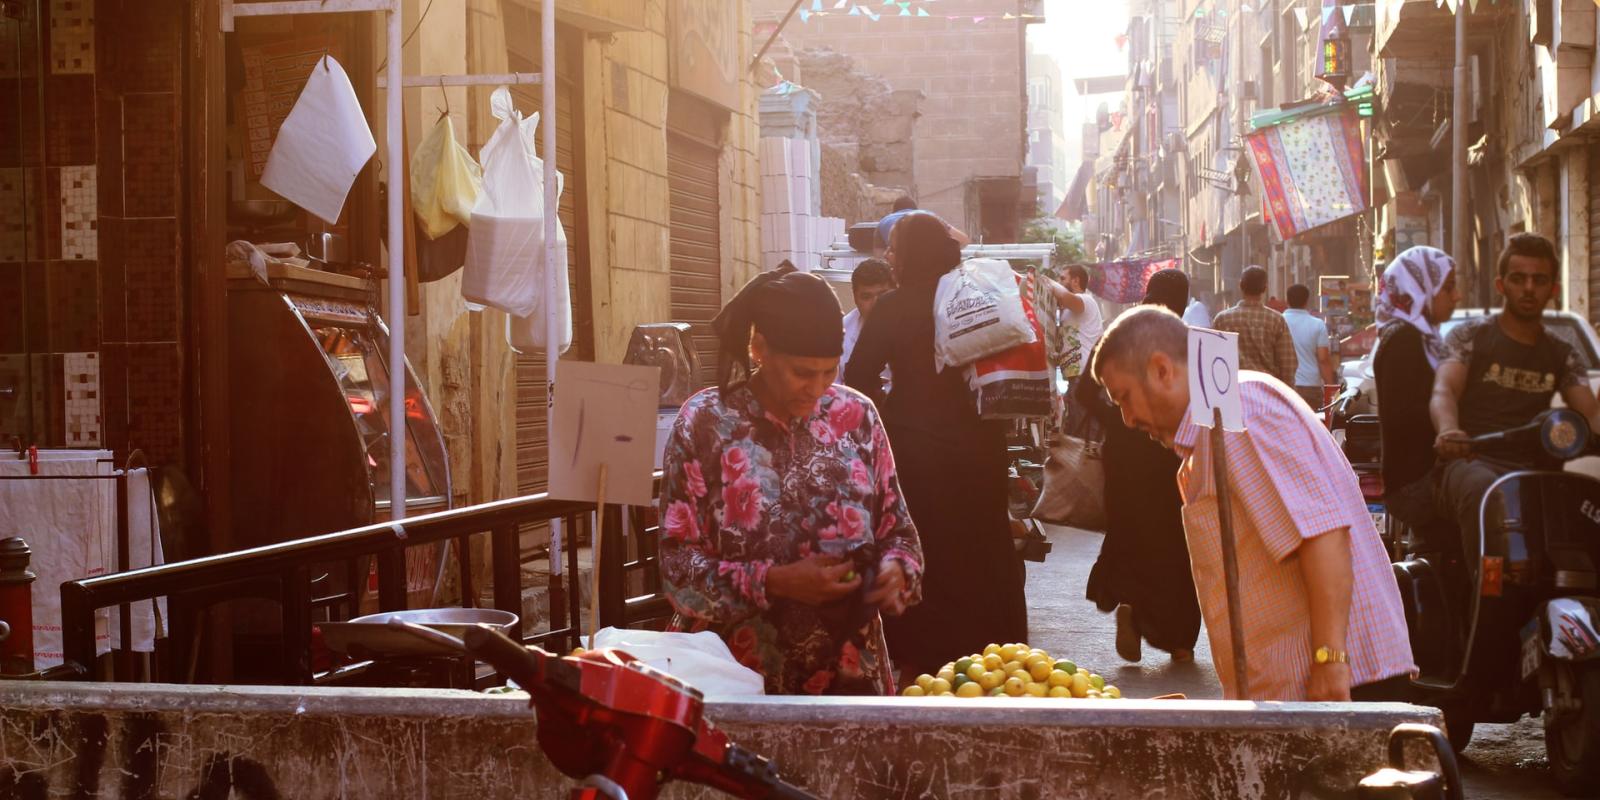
<box><xmin>1174</xmin><ymin>373</ymin><xmax>1414</xmax><ymax>700</ymax></box>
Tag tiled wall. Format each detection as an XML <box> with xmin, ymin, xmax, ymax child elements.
<box><xmin>0</xmin><ymin>0</ymin><xmax>185</xmax><ymax>466</ymax></box>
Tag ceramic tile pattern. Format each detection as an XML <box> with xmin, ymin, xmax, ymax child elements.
<box><xmin>0</xmin><ymin>263</ymin><xmax>22</xmax><ymax>353</ymax></box>
<box><xmin>47</xmin><ymin>260</ymin><xmax>96</xmax><ymax>352</ymax></box>
<box><xmin>49</xmin><ymin>0</ymin><xmax>93</xmax><ymax>75</ymax></box>
<box><xmin>121</xmin><ymin>94</ymin><xmax>175</xmax><ymax>218</ymax></box>
<box><xmin>0</xmin><ymin>169</ymin><xmax>28</xmax><ymax>262</ymax></box>
<box><xmin>62</xmin><ymin>350</ymin><xmax>99</xmax><ymax>446</ymax></box>
<box><xmin>43</xmin><ymin>74</ymin><xmax>94</xmax><ymax>165</ymax></box>
<box><xmin>122</xmin><ymin>218</ymin><xmax>177</xmax><ymax>343</ymax></box>
<box><xmin>125</xmin><ymin>344</ymin><xmax>180</xmax><ymax>465</ymax></box>
<box><xmin>60</xmin><ymin>165</ymin><xmax>95</xmax><ymax>260</ymax></box>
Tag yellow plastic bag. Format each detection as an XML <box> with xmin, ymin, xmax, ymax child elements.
<box><xmin>410</xmin><ymin>115</ymin><xmax>482</xmax><ymax>240</ymax></box>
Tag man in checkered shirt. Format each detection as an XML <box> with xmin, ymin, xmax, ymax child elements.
<box><xmin>1091</xmin><ymin>306</ymin><xmax>1414</xmax><ymax>701</ymax></box>
<box><xmin>1210</xmin><ymin>266</ymin><xmax>1299</xmax><ymax>387</ymax></box>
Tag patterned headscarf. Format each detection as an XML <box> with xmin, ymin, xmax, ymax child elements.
<box><xmin>1377</xmin><ymin>246</ymin><xmax>1455</xmax><ymax>368</ymax></box>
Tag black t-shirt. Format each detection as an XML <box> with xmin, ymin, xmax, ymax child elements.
<box><xmin>1443</xmin><ymin>315</ymin><xmax>1584</xmax><ymax>465</ymax></box>
<box><xmin>1373</xmin><ymin>322</ymin><xmax>1436</xmax><ymax>490</ymax></box>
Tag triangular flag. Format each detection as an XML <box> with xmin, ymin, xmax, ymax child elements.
<box><xmin>834</xmin><ymin>0</ymin><xmax>848</xmax><ymax>7</ymax></box>
<box><xmin>799</xmin><ymin>8</ymin><xmax>810</xmax><ymax>21</ymax></box>
<box><xmin>849</xmin><ymin>4</ymin><xmax>861</xmax><ymax>13</ymax></box>
<box><xmin>866</xmin><ymin>8</ymin><xmax>880</xmax><ymax>20</ymax></box>
<box><xmin>811</xmin><ymin>0</ymin><xmax>822</xmax><ymax>9</ymax></box>
<box><xmin>1321</xmin><ymin>6</ymin><xmax>1334</xmax><ymax>23</ymax></box>
<box><xmin>1343</xmin><ymin>4</ymin><xmax>1355</xmax><ymax>22</ymax></box>
<box><xmin>917</xmin><ymin>7</ymin><xmax>929</xmax><ymax>15</ymax></box>
<box><xmin>1292</xmin><ymin>6</ymin><xmax>1306</xmax><ymax>27</ymax></box>
<box><xmin>899</xmin><ymin>2</ymin><xmax>912</xmax><ymax>15</ymax></box>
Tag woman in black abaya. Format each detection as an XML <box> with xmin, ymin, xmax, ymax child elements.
<box><xmin>1077</xmin><ymin>268</ymin><xmax>1201</xmax><ymax>662</ymax></box>
<box><xmin>843</xmin><ymin>211</ymin><xmax>1028</xmax><ymax>677</ymax></box>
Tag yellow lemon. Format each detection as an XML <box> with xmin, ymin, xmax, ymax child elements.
<box><xmin>903</xmin><ymin>685</ymin><xmax>925</xmax><ymax>697</ymax></box>
<box><xmin>982</xmin><ymin>653</ymin><xmax>1004</xmax><ymax>671</ymax></box>
<box><xmin>934</xmin><ymin>690</ymin><xmax>954</xmax><ymax>697</ymax></box>
<box><xmin>1028</xmin><ymin>660</ymin><xmax>1053</xmax><ymax>682</ymax></box>
<box><xmin>1009</xmin><ymin>668</ymin><xmax>1032</xmax><ymax>684</ymax></box>
<box><xmin>978</xmin><ymin>670</ymin><xmax>1004</xmax><ymax>691</ymax></box>
<box><xmin>999</xmin><ymin>644</ymin><xmax>1022</xmax><ymax>663</ymax></box>
<box><xmin>1070</xmin><ymin>673</ymin><xmax>1089</xmax><ymax>698</ymax></box>
<box><xmin>989</xmin><ymin>686</ymin><xmax>1006</xmax><ymax>696</ymax></box>
<box><xmin>937</xmin><ymin>668</ymin><xmax>956</xmax><ymax>684</ymax></box>
<box><xmin>1003</xmin><ymin>677</ymin><xmax>1026</xmax><ymax>697</ymax></box>
<box><xmin>983</xmin><ymin>643</ymin><xmax>1002</xmax><ymax>657</ymax></box>
<box><xmin>1077</xmin><ymin>668</ymin><xmax>1090</xmax><ymax>677</ymax></box>
<box><xmin>929</xmin><ymin>677</ymin><xmax>952</xmax><ymax>695</ymax></box>
<box><xmin>956</xmin><ymin>681</ymin><xmax>983</xmax><ymax>698</ymax></box>
<box><xmin>966</xmin><ymin>663</ymin><xmax>987</xmax><ymax>682</ymax></box>
<box><xmin>1002</xmin><ymin>660</ymin><xmax>1024</xmax><ymax>675</ymax></box>
<box><xmin>1048</xmin><ymin>685</ymin><xmax>1072</xmax><ymax>698</ymax></box>
<box><xmin>1047</xmin><ymin>670</ymin><xmax>1072</xmax><ymax>688</ymax></box>
<box><xmin>1024</xmin><ymin>681</ymin><xmax>1049</xmax><ymax>697</ymax></box>
<box><xmin>1089</xmin><ymin>673</ymin><xmax>1105</xmax><ymax>691</ymax></box>
<box><xmin>1105</xmin><ymin>685</ymin><xmax>1122</xmax><ymax>699</ymax></box>
<box><xmin>1087</xmin><ymin>690</ymin><xmax>1102</xmax><ymax>699</ymax></box>
<box><xmin>915</xmin><ymin>674</ymin><xmax>934</xmax><ymax>691</ymax></box>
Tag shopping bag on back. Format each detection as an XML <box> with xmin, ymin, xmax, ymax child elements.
<box><xmin>462</xmin><ymin>87</ymin><xmax>571</xmax><ymax>355</ymax></box>
<box><xmin>933</xmin><ymin>258</ymin><xmax>1035</xmax><ymax>371</ymax></box>
<box><xmin>1030</xmin><ymin>433</ymin><xmax>1106</xmax><ymax>531</ymax></box>
<box><xmin>966</xmin><ymin>272</ymin><xmax>1055</xmax><ymax>419</ymax></box>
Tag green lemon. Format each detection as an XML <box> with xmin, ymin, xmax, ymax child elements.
<box><xmin>954</xmin><ymin>657</ymin><xmax>974</xmax><ymax>675</ymax></box>
<box><xmin>1053</xmin><ymin>660</ymin><xmax>1077</xmax><ymax>675</ymax></box>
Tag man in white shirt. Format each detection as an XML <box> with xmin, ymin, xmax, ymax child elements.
<box><xmin>840</xmin><ymin>258</ymin><xmax>895</xmax><ymax>386</ymax></box>
<box><xmin>1054</xmin><ymin>264</ymin><xmax>1103</xmax><ymax>380</ymax></box>
<box><xmin>1282</xmin><ymin>283</ymin><xmax>1336</xmax><ymax>409</ymax></box>
<box><xmin>1183</xmin><ymin>292</ymin><xmax>1213</xmax><ymax>327</ymax></box>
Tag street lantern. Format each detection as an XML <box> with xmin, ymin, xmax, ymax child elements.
<box><xmin>1315</xmin><ymin>0</ymin><xmax>1351</xmax><ymax>91</ymax></box>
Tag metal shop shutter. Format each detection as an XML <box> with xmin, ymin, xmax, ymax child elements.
<box><xmin>510</xmin><ymin>40</ymin><xmax>592</xmax><ymax>498</ymax></box>
<box><xmin>1589</xmin><ymin>150</ymin><xmax>1600</xmax><ymax>328</ymax></box>
<box><xmin>668</xmin><ymin>130</ymin><xmax>723</xmax><ymax>390</ymax></box>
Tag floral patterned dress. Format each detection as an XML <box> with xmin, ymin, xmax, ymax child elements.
<box><xmin>659</xmin><ymin>383</ymin><xmax>924</xmax><ymax>695</ymax></box>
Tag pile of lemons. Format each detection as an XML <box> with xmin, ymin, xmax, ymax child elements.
<box><xmin>902</xmin><ymin>642</ymin><xmax>1122</xmax><ymax>700</ymax></box>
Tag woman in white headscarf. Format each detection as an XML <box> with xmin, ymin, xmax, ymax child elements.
<box><xmin>1372</xmin><ymin>246</ymin><xmax>1459</xmax><ymax>527</ymax></box>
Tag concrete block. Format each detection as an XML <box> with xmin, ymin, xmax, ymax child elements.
<box><xmin>0</xmin><ymin>682</ymin><xmax>1445</xmax><ymax>800</ymax></box>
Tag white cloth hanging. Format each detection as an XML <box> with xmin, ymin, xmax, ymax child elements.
<box><xmin>261</xmin><ymin>55</ymin><xmax>377</xmax><ymax>225</ymax></box>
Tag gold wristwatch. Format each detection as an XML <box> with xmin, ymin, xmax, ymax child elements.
<box><xmin>1314</xmin><ymin>646</ymin><xmax>1348</xmax><ymax>665</ymax></box>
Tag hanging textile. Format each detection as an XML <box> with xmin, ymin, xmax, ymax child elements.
<box><xmin>1246</xmin><ymin>106</ymin><xmax>1369</xmax><ymax>241</ymax></box>
<box><xmin>1088</xmin><ymin>258</ymin><xmax>1182</xmax><ymax>304</ymax></box>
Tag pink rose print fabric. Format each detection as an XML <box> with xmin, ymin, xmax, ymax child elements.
<box><xmin>659</xmin><ymin>384</ymin><xmax>924</xmax><ymax>695</ymax></box>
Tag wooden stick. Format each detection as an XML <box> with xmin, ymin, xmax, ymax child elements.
<box><xmin>589</xmin><ymin>463</ymin><xmax>608</xmax><ymax>644</ymax></box>
<box><xmin>1212</xmin><ymin>407</ymin><xmax>1250</xmax><ymax>700</ymax></box>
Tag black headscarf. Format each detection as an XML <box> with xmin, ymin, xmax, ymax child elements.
<box><xmin>711</xmin><ymin>269</ymin><xmax>843</xmax><ymax>390</ymax></box>
<box><xmin>891</xmin><ymin>211</ymin><xmax>963</xmax><ymax>285</ymax></box>
<box><xmin>1143</xmin><ymin>268</ymin><xmax>1190</xmax><ymax>316</ymax></box>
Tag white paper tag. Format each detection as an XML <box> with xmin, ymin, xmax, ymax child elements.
<box><xmin>1188</xmin><ymin>327</ymin><xmax>1245</xmax><ymax>431</ymax></box>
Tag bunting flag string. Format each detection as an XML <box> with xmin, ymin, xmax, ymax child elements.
<box><xmin>795</xmin><ymin>0</ymin><xmax>1040</xmax><ymax>22</ymax></box>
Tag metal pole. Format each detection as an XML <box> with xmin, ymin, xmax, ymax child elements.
<box><xmin>1211</xmin><ymin>407</ymin><xmax>1250</xmax><ymax>699</ymax></box>
<box><xmin>543</xmin><ymin>0</ymin><xmax>563</xmax><ymax>579</ymax></box>
<box><xmin>1451</xmin><ymin>4</ymin><xmax>1469</xmax><ymax>288</ymax></box>
<box><xmin>387</xmin><ymin>3</ymin><xmax>407</xmax><ymax>520</ymax></box>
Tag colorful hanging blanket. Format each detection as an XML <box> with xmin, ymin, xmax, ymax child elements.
<box><xmin>1088</xmin><ymin>258</ymin><xmax>1182</xmax><ymax>304</ymax></box>
<box><xmin>1246</xmin><ymin>106</ymin><xmax>1368</xmax><ymax>241</ymax></box>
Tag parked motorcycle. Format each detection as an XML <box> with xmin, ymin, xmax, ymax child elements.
<box><xmin>1390</xmin><ymin>408</ymin><xmax>1600</xmax><ymax>795</ymax></box>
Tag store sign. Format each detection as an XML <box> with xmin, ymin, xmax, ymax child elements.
<box><xmin>669</xmin><ymin>0</ymin><xmax>739</xmax><ymax>111</ymax></box>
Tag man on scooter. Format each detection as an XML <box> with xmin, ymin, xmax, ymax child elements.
<box><xmin>1430</xmin><ymin>233</ymin><xmax>1600</xmax><ymax>546</ymax></box>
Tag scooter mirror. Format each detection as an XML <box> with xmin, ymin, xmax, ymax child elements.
<box><xmin>1540</xmin><ymin>407</ymin><xmax>1590</xmax><ymax>461</ymax></box>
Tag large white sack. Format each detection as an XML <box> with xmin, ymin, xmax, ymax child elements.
<box><xmin>933</xmin><ymin>258</ymin><xmax>1036</xmax><ymax>371</ymax></box>
<box><xmin>462</xmin><ymin>86</ymin><xmax>568</xmax><ymax>330</ymax></box>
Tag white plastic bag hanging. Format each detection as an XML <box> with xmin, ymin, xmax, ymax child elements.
<box><xmin>261</xmin><ymin>55</ymin><xmax>376</xmax><ymax>225</ymax></box>
<box><xmin>933</xmin><ymin>258</ymin><xmax>1035</xmax><ymax>371</ymax></box>
<box><xmin>462</xmin><ymin>85</ymin><xmax>571</xmax><ymax>353</ymax></box>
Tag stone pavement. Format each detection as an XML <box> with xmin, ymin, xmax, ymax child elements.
<box><xmin>1025</xmin><ymin>524</ymin><xmax>1576</xmax><ymax>800</ymax></box>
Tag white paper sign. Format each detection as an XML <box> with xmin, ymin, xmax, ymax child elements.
<box><xmin>549</xmin><ymin>361</ymin><xmax>662</xmax><ymax>508</ymax></box>
<box><xmin>1188</xmin><ymin>327</ymin><xmax>1245</xmax><ymax>431</ymax></box>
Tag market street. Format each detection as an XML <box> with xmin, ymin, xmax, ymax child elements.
<box><xmin>1027</xmin><ymin>524</ymin><xmax>1573</xmax><ymax>800</ymax></box>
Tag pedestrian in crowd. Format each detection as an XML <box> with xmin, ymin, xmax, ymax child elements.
<box><xmin>1077</xmin><ymin>268</ymin><xmax>1200</xmax><ymax>665</ymax></box>
<box><xmin>874</xmin><ymin>195</ymin><xmax>971</xmax><ymax>260</ymax></box>
<box><xmin>1091</xmin><ymin>306</ymin><xmax>1415</xmax><ymax>701</ymax></box>
<box><xmin>1431</xmin><ymin>233</ymin><xmax>1599</xmax><ymax>550</ymax></box>
<box><xmin>1283</xmin><ymin>283</ymin><xmax>1337</xmax><ymax>410</ymax></box>
<box><xmin>839</xmin><ymin>258</ymin><xmax>895</xmax><ymax>390</ymax></box>
<box><xmin>1211</xmin><ymin>266</ymin><xmax>1298</xmax><ymax>385</ymax></box>
<box><xmin>845</xmin><ymin>211</ymin><xmax>1028</xmax><ymax>677</ymax></box>
<box><xmin>1183</xmin><ymin>290</ymin><xmax>1213</xmax><ymax>327</ymax></box>
<box><xmin>1371</xmin><ymin>246</ymin><xmax>1458</xmax><ymax>532</ymax></box>
<box><xmin>658</xmin><ymin>269</ymin><xmax>924</xmax><ymax>695</ymax></box>
<box><xmin>1055</xmin><ymin>264</ymin><xmax>1104</xmax><ymax>381</ymax></box>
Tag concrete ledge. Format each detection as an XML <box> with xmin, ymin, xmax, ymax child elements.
<box><xmin>0</xmin><ymin>682</ymin><xmax>1442</xmax><ymax>799</ymax></box>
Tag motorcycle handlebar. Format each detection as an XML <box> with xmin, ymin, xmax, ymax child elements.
<box><xmin>460</xmin><ymin>624</ymin><xmax>547</xmax><ymax>690</ymax></box>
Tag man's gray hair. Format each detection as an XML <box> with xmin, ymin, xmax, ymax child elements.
<box><xmin>1090</xmin><ymin>306</ymin><xmax>1189</xmax><ymax>383</ymax></box>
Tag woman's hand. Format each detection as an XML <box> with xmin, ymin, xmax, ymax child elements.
<box><xmin>766</xmin><ymin>554</ymin><xmax>862</xmax><ymax>606</ymax></box>
<box><xmin>864</xmin><ymin>560</ymin><xmax>909</xmax><ymax>616</ymax></box>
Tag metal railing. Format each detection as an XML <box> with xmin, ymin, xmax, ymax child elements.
<box><xmin>56</xmin><ymin>477</ymin><xmax>670</xmax><ymax>685</ymax></box>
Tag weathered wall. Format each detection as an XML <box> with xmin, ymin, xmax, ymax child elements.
<box><xmin>752</xmin><ymin>0</ymin><xmax>1029</xmax><ymax>229</ymax></box>
<box><xmin>0</xmin><ymin>682</ymin><xmax>1443</xmax><ymax>800</ymax></box>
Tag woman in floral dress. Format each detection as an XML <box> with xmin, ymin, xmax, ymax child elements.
<box><xmin>659</xmin><ymin>269</ymin><xmax>925</xmax><ymax>695</ymax></box>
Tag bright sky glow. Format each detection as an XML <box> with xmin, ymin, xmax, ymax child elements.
<box><xmin>1030</xmin><ymin>0</ymin><xmax>1132</xmax><ymax>168</ymax></box>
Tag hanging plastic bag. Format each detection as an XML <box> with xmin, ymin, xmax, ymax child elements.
<box><xmin>965</xmin><ymin>272</ymin><xmax>1055</xmax><ymax>419</ymax></box>
<box><xmin>933</xmin><ymin>258</ymin><xmax>1035</xmax><ymax>371</ymax></box>
<box><xmin>261</xmin><ymin>55</ymin><xmax>376</xmax><ymax>225</ymax></box>
<box><xmin>462</xmin><ymin>86</ymin><xmax>571</xmax><ymax>352</ymax></box>
<box><xmin>508</xmin><ymin>189</ymin><xmax>570</xmax><ymax>355</ymax></box>
<box><xmin>411</xmin><ymin>114</ymin><xmax>482</xmax><ymax>241</ymax></box>
<box><xmin>590</xmin><ymin>627</ymin><xmax>766</xmax><ymax>697</ymax></box>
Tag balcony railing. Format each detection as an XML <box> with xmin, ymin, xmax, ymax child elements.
<box><xmin>52</xmin><ymin>477</ymin><xmax>667</xmax><ymax>685</ymax></box>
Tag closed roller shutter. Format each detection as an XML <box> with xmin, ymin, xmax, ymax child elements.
<box><xmin>668</xmin><ymin>131</ymin><xmax>723</xmax><ymax>389</ymax></box>
<box><xmin>509</xmin><ymin>36</ymin><xmax>592</xmax><ymax>498</ymax></box>
<box><xmin>1589</xmin><ymin>149</ymin><xmax>1600</xmax><ymax>327</ymax></box>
